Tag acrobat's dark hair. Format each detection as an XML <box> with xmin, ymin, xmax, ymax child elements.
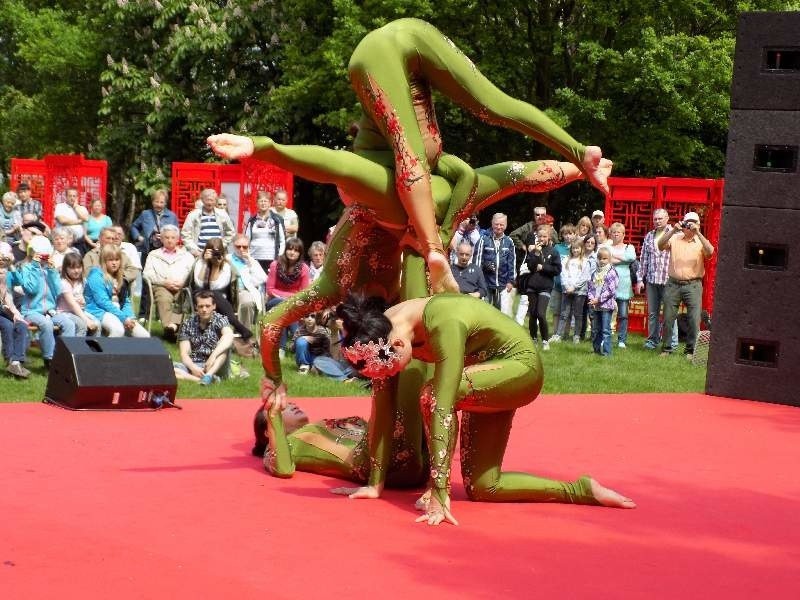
<box><xmin>335</xmin><ymin>294</ymin><xmax>392</xmax><ymax>369</ymax></box>
<box><xmin>252</xmin><ymin>407</ymin><xmax>269</xmax><ymax>457</ymax></box>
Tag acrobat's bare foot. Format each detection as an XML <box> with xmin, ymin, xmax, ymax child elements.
<box><xmin>582</xmin><ymin>146</ymin><xmax>612</xmax><ymax>197</ymax></box>
<box><xmin>589</xmin><ymin>477</ymin><xmax>636</xmax><ymax>509</ymax></box>
<box><xmin>427</xmin><ymin>250</ymin><xmax>459</xmax><ymax>294</ymax></box>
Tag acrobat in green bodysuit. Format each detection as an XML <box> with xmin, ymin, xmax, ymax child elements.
<box><xmin>347</xmin><ymin>18</ymin><xmax>609</xmax><ymax>292</ymax></box>
<box><xmin>338</xmin><ymin>294</ymin><xmax>636</xmax><ymax>525</ymax></box>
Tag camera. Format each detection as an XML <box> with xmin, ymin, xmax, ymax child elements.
<box><xmin>679</xmin><ymin>221</ymin><xmax>694</xmax><ymax>229</ymax></box>
<box><xmin>40</xmin><ymin>254</ymin><xmax>50</xmax><ymax>263</ymax></box>
<box><xmin>211</xmin><ymin>250</ymin><xmax>223</xmax><ymax>259</ymax></box>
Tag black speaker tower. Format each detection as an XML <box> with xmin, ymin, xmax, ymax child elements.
<box><xmin>44</xmin><ymin>337</ymin><xmax>178</xmax><ymax>410</ymax></box>
<box><xmin>706</xmin><ymin>11</ymin><xmax>800</xmax><ymax>406</ymax></box>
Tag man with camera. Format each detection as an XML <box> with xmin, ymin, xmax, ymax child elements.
<box><xmin>657</xmin><ymin>211</ymin><xmax>714</xmax><ymax>358</ymax></box>
<box><xmin>448</xmin><ymin>214</ymin><xmax>482</xmax><ymax>264</ymax></box>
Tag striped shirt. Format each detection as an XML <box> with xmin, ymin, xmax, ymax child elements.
<box><xmin>637</xmin><ymin>226</ymin><xmax>672</xmax><ymax>286</ymax></box>
<box><xmin>197</xmin><ymin>212</ymin><xmax>222</xmax><ymax>249</ymax></box>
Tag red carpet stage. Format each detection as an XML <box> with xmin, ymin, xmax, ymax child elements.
<box><xmin>2</xmin><ymin>393</ymin><xmax>798</xmax><ymax>599</ymax></box>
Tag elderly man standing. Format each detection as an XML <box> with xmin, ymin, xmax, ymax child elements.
<box><xmin>658</xmin><ymin>211</ymin><xmax>714</xmax><ymax>358</ymax></box>
<box><xmin>475</xmin><ymin>212</ymin><xmax>516</xmax><ymax>311</ymax></box>
<box><xmin>16</xmin><ymin>182</ymin><xmax>43</xmax><ymax>220</ymax></box>
<box><xmin>143</xmin><ymin>224</ymin><xmax>195</xmax><ymax>341</ymax></box>
<box><xmin>450</xmin><ymin>241</ymin><xmax>487</xmax><ymax>298</ymax></box>
<box><xmin>636</xmin><ymin>208</ymin><xmax>678</xmax><ymax>351</ymax></box>
<box><xmin>229</xmin><ymin>233</ymin><xmax>267</xmax><ymax>330</ymax></box>
<box><xmin>270</xmin><ymin>188</ymin><xmax>299</xmax><ymax>237</ymax></box>
<box><xmin>181</xmin><ymin>188</ymin><xmax>235</xmax><ymax>257</ymax></box>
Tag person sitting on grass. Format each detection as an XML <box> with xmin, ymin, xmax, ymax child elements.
<box><xmin>173</xmin><ymin>290</ymin><xmax>234</xmax><ymax>386</ymax></box>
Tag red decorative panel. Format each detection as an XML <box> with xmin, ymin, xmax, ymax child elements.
<box><xmin>170</xmin><ymin>163</ymin><xmax>220</xmax><ymax>226</ymax></box>
<box><xmin>171</xmin><ymin>161</ymin><xmax>293</xmax><ymax>230</ymax></box>
<box><xmin>10</xmin><ymin>155</ymin><xmax>107</xmax><ymax>226</ymax></box>
<box><xmin>238</xmin><ymin>158</ymin><xmax>294</xmax><ymax>229</ymax></box>
<box><xmin>606</xmin><ymin>177</ymin><xmax>724</xmax><ymax>333</ymax></box>
<box><xmin>9</xmin><ymin>159</ymin><xmax>46</xmax><ymax>202</ymax></box>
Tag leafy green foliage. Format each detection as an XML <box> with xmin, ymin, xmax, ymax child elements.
<box><xmin>2</xmin><ymin>0</ymin><xmax>799</xmax><ymax>226</ymax></box>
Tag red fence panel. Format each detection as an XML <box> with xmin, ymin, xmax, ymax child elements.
<box><xmin>606</xmin><ymin>177</ymin><xmax>724</xmax><ymax>333</ymax></box>
<box><xmin>171</xmin><ymin>161</ymin><xmax>293</xmax><ymax>231</ymax></box>
<box><xmin>10</xmin><ymin>155</ymin><xmax>107</xmax><ymax>225</ymax></box>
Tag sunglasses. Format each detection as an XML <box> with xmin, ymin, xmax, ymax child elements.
<box><xmin>234</xmin><ymin>244</ymin><xmax>249</xmax><ymax>249</ymax></box>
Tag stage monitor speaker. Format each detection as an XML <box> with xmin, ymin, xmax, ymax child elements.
<box><xmin>44</xmin><ymin>337</ymin><xmax>178</xmax><ymax>410</ymax></box>
<box><xmin>724</xmin><ymin>109</ymin><xmax>800</xmax><ymax>210</ymax></box>
<box><xmin>706</xmin><ymin>206</ymin><xmax>800</xmax><ymax>406</ymax></box>
<box><xmin>730</xmin><ymin>11</ymin><xmax>800</xmax><ymax>111</ymax></box>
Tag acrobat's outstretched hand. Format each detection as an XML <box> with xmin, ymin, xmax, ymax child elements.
<box><xmin>207</xmin><ymin>133</ymin><xmax>255</xmax><ymax>161</ymax></box>
<box><xmin>583</xmin><ymin>146</ymin><xmax>612</xmax><ymax>198</ymax></box>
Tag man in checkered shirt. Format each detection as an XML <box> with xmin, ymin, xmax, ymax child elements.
<box><xmin>635</xmin><ymin>208</ymin><xmax>678</xmax><ymax>350</ymax></box>
<box><xmin>174</xmin><ymin>290</ymin><xmax>234</xmax><ymax>385</ymax></box>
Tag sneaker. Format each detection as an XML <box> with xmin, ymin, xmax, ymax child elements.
<box><xmin>199</xmin><ymin>374</ymin><xmax>214</xmax><ymax>385</ymax></box>
<box><xmin>618</xmin><ymin>341</ymin><xmax>627</xmax><ymax>349</ymax></box>
<box><xmin>573</xmin><ymin>336</ymin><xmax>580</xmax><ymax>344</ymax></box>
<box><xmin>548</xmin><ymin>335</ymin><xmax>561</xmax><ymax>343</ymax></box>
<box><xmin>643</xmin><ymin>341</ymin><xmax>657</xmax><ymax>350</ymax></box>
<box><xmin>43</xmin><ymin>358</ymin><xmax>51</xmax><ymax>370</ymax></box>
<box><xmin>541</xmin><ymin>340</ymin><xmax>550</xmax><ymax>351</ymax></box>
<box><xmin>7</xmin><ymin>362</ymin><xmax>29</xmax><ymax>379</ymax></box>
<box><xmin>298</xmin><ymin>365</ymin><xmax>311</xmax><ymax>375</ymax></box>
<box><xmin>278</xmin><ymin>349</ymin><xmax>286</xmax><ymax>360</ymax></box>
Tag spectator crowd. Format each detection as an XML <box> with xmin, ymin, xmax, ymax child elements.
<box><xmin>0</xmin><ymin>180</ymin><xmax>714</xmax><ymax>384</ymax></box>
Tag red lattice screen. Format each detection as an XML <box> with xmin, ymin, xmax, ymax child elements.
<box><xmin>171</xmin><ymin>161</ymin><xmax>293</xmax><ymax>230</ymax></box>
<box><xmin>10</xmin><ymin>155</ymin><xmax>108</xmax><ymax>224</ymax></box>
<box><xmin>606</xmin><ymin>177</ymin><xmax>724</xmax><ymax>333</ymax></box>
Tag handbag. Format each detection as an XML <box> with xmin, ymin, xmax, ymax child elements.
<box><xmin>628</xmin><ymin>245</ymin><xmax>640</xmax><ymax>286</ymax></box>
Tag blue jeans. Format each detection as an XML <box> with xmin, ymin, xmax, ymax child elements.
<box><xmin>591</xmin><ymin>309</ymin><xmax>612</xmax><ymax>356</ymax></box>
<box><xmin>0</xmin><ymin>314</ymin><xmax>29</xmax><ymax>363</ymax></box>
<box><xmin>24</xmin><ymin>312</ymin><xmax>76</xmax><ymax>360</ymax></box>
<box><xmin>645</xmin><ymin>283</ymin><xmax>678</xmax><ymax>349</ymax></box>
<box><xmin>294</xmin><ymin>337</ymin><xmax>314</xmax><ymax>367</ymax></box>
<box><xmin>615</xmin><ymin>299</ymin><xmax>629</xmax><ymax>344</ymax></box>
<box><xmin>312</xmin><ymin>356</ymin><xmax>355</xmax><ymax>380</ymax></box>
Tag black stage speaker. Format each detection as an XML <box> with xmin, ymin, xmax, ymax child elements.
<box><xmin>706</xmin><ymin>11</ymin><xmax>800</xmax><ymax>406</ymax></box>
<box><xmin>44</xmin><ymin>337</ymin><xmax>178</xmax><ymax>410</ymax></box>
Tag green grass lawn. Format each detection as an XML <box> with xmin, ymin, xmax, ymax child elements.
<box><xmin>0</xmin><ymin>322</ymin><xmax>706</xmax><ymax>403</ymax></box>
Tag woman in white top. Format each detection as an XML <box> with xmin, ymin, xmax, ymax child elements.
<box><xmin>244</xmin><ymin>191</ymin><xmax>286</xmax><ymax>273</ymax></box>
<box><xmin>57</xmin><ymin>252</ymin><xmax>98</xmax><ymax>336</ymax></box>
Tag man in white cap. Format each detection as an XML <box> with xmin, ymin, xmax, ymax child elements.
<box><xmin>657</xmin><ymin>211</ymin><xmax>714</xmax><ymax>358</ymax></box>
<box><xmin>591</xmin><ymin>209</ymin><xmax>605</xmax><ymax>228</ymax></box>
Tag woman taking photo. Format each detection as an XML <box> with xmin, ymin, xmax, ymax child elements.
<box><xmin>84</xmin><ymin>245</ymin><xmax>149</xmax><ymax>337</ymax></box>
<box><xmin>192</xmin><ymin>237</ymin><xmax>256</xmax><ymax>356</ymax></box>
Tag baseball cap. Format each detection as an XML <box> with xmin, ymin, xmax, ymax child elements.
<box><xmin>29</xmin><ymin>236</ymin><xmax>53</xmax><ymax>256</ymax></box>
<box><xmin>683</xmin><ymin>211</ymin><xmax>700</xmax><ymax>222</ymax></box>
<box><xmin>591</xmin><ymin>210</ymin><xmax>604</xmax><ymax>218</ymax></box>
